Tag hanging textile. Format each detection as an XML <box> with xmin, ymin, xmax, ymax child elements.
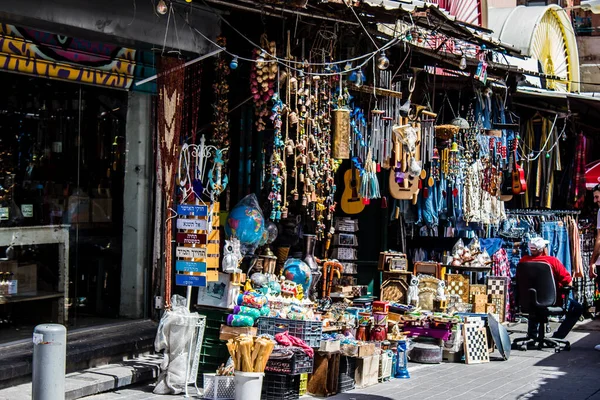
<box><xmin>157</xmin><ymin>57</ymin><xmax>185</xmax><ymax>309</ymax></box>
<box><xmin>541</xmin><ymin>220</ymin><xmax>572</xmax><ymax>274</ymax></box>
<box><xmin>492</xmin><ymin>248</ymin><xmax>513</xmax><ymax>322</ymax></box>
<box><xmin>572</xmin><ymin>133</ymin><xmax>587</xmax><ymax>209</ymax></box>
<box><xmin>573</xmin><ymin>227</ymin><xmax>596</xmax><ymax>307</ymax></box>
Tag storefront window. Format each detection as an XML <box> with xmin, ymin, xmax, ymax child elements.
<box><xmin>0</xmin><ymin>73</ymin><xmax>128</xmax><ymax>342</ymax></box>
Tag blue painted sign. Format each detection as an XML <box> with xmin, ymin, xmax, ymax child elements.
<box><xmin>177</xmin><ymin>204</ymin><xmax>208</xmax><ymax>217</ymax></box>
<box><xmin>176</xmin><ymin>274</ymin><xmax>207</xmax><ymax>287</ymax></box>
<box><xmin>176</xmin><ymin>260</ymin><xmax>207</xmax><ymax>273</ymax></box>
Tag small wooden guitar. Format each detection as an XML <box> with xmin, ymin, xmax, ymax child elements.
<box><xmin>511</xmin><ymin>138</ymin><xmax>527</xmax><ymax>195</ymax></box>
<box><xmin>389</xmin><ymin>118</ymin><xmax>421</xmax><ymax>202</ymax></box>
<box><xmin>341</xmin><ymin>163</ymin><xmax>365</xmax><ymax>214</ymax></box>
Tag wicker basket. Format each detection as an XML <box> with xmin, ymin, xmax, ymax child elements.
<box><xmin>435</xmin><ymin>124</ymin><xmax>460</xmax><ymax>140</ymax></box>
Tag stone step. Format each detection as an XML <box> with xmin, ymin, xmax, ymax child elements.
<box><xmin>0</xmin><ymin>319</ymin><xmax>157</xmax><ymax>389</ymax></box>
<box><xmin>0</xmin><ymin>355</ymin><xmax>162</xmax><ymax>400</ymax></box>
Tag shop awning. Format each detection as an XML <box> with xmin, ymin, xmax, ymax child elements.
<box><xmin>513</xmin><ymin>87</ymin><xmax>600</xmax><ymax>123</ymax></box>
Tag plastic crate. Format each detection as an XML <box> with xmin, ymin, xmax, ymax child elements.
<box><xmin>203</xmin><ymin>374</ymin><xmax>235</xmax><ymax>400</ymax></box>
<box><xmin>257</xmin><ymin>317</ymin><xmax>323</xmax><ymax>348</ymax></box>
<box><xmin>265</xmin><ymin>351</ymin><xmax>313</xmax><ymax>375</ymax></box>
<box><xmin>339</xmin><ymin>355</ymin><xmax>357</xmax><ymax>380</ymax></box>
<box><xmin>338</xmin><ymin>375</ymin><xmax>355</xmax><ymax>393</ymax></box>
<box><xmin>379</xmin><ymin>351</ymin><xmax>393</xmax><ymax>382</ymax></box>
<box><xmin>261</xmin><ymin>373</ymin><xmax>300</xmax><ymax>400</ymax></box>
<box><xmin>298</xmin><ymin>373</ymin><xmax>307</xmax><ymax>396</ymax></box>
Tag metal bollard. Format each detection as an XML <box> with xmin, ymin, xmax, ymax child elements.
<box><xmin>32</xmin><ymin>324</ymin><xmax>67</xmax><ymax>400</ymax></box>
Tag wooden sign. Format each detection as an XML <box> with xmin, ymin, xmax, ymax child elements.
<box><xmin>176</xmin><ymin>274</ymin><xmax>207</xmax><ymax>287</ymax></box>
<box><xmin>176</xmin><ymin>247</ymin><xmax>207</xmax><ymax>259</ymax></box>
<box><xmin>176</xmin><ymin>233</ymin><xmax>207</xmax><ymax>245</ymax></box>
<box><xmin>176</xmin><ymin>260</ymin><xmax>207</xmax><ymax>273</ymax></box>
<box><xmin>177</xmin><ymin>204</ymin><xmax>208</xmax><ymax>217</ymax></box>
<box><xmin>176</xmin><ymin>218</ymin><xmax>208</xmax><ymax>231</ymax></box>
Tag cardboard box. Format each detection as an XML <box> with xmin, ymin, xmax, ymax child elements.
<box><xmin>373</xmin><ymin>301</ymin><xmax>389</xmax><ymax>314</ymax></box>
<box><xmin>319</xmin><ymin>340</ymin><xmax>341</xmax><ymax>352</ymax></box>
<box><xmin>357</xmin><ymin>343</ymin><xmax>375</xmax><ymax>358</ymax></box>
<box><xmin>219</xmin><ymin>325</ymin><xmax>257</xmax><ymax>341</ymax></box>
<box><xmin>5</xmin><ymin>263</ymin><xmax>37</xmax><ymax>293</ymax></box>
<box><xmin>354</xmin><ymin>354</ymin><xmax>379</xmax><ymax>388</ymax></box>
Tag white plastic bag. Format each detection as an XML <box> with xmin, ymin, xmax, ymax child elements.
<box><xmin>154</xmin><ymin>295</ymin><xmax>197</xmax><ymax>394</ymax></box>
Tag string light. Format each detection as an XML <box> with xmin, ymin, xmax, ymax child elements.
<box><xmin>157</xmin><ymin>0</ymin><xmax>168</xmax><ymax>14</ymax></box>
<box><xmin>377</xmin><ymin>51</ymin><xmax>390</xmax><ymax>70</ymax></box>
<box><xmin>229</xmin><ymin>57</ymin><xmax>238</xmax><ymax>70</ymax></box>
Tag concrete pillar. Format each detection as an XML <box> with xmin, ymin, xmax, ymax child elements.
<box><xmin>120</xmin><ymin>91</ymin><xmax>152</xmax><ymax>319</ymax></box>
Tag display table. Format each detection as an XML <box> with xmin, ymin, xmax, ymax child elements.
<box><xmin>0</xmin><ymin>225</ymin><xmax>69</xmax><ymax>323</ymax></box>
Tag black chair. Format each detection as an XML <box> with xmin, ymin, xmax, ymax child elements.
<box><xmin>512</xmin><ymin>261</ymin><xmax>571</xmax><ymax>352</ymax></box>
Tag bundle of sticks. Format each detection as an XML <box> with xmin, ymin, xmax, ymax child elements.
<box><xmin>226</xmin><ymin>334</ymin><xmax>275</xmax><ymax>373</ymax></box>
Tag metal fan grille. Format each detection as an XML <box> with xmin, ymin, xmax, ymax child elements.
<box><xmin>530</xmin><ymin>9</ymin><xmax>572</xmax><ymax>92</ymax></box>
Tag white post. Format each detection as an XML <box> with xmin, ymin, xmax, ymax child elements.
<box><xmin>32</xmin><ymin>324</ymin><xmax>67</xmax><ymax>400</ymax></box>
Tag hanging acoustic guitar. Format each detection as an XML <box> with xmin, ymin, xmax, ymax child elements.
<box><xmin>388</xmin><ymin>118</ymin><xmax>421</xmax><ymax>202</ymax></box>
<box><xmin>341</xmin><ymin>163</ymin><xmax>365</xmax><ymax>214</ymax></box>
<box><xmin>511</xmin><ymin>138</ymin><xmax>527</xmax><ymax>195</ymax></box>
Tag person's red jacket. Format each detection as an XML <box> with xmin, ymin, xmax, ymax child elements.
<box><xmin>519</xmin><ymin>254</ymin><xmax>572</xmax><ymax>305</ymax></box>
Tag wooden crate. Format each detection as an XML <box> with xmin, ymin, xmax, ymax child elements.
<box><xmin>354</xmin><ymin>354</ymin><xmax>379</xmax><ymax>388</ymax></box>
<box><xmin>307</xmin><ymin>351</ymin><xmax>340</xmax><ymax>397</ymax></box>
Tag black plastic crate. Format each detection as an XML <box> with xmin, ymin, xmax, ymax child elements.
<box><xmin>339</xmin><ymin>355</ymin><xmax>357</xmax><ymax>377</ymax></box>
<box><xmin>262</xmin><ymin>373</ymin><xmax>300</xmax><ymax>400</ymax></box>
<box><xmin>265</xmin><ymin>351</ymin><xmax>313</xmax><ymax>375</ymax></box>
<box><xmin>338</xmin><ymin>375</ymin><xmax>355</xmax><ymax>393</ymax></box>
<box><xmin>257</xmin><ymin>317</ymin><xmax>322</xmax><ymax>348</ymax></box>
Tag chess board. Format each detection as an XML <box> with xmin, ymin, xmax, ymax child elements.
<box><xmin>446</xmin><ymin>274</ymin><xmax>470</xmax><ymax>304</ymax></box>
<box><xmin>463</xmin><ymin>321</ymin><xmax>490</xmax><ymax>364</ymax></box>
<box><xmin>487</xmin><ymin>276</ymin><xmax>509</xmax><ymax>297</ymax></box>
<box><xmin>469</xmin><ymin>284</ymin><xmax>487</xmax><ymax>303</ymax></box>
<box><xmin>490</xmin><ymin>294</ymin><xmax>505</xmax><ymax>322</ymax></box>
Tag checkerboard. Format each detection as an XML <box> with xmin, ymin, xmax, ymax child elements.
<box><xmin>463</xmin><ymin>323</ymin><xmax>490</xmax><ymax>364</ymax></box>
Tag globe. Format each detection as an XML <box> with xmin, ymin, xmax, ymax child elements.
<box><xmin>283</xmin><ymin>258</ymin><xmax>312</xmax><ymax>294</ymax></box>
<box><xmin>258</xmin><ymin>229</ymin><xmax>269</xmax><ymax>247</ymax></box>
<box><xmin>225</xmin><ymin>205</ymin><xmax>265</xmax><ymax>245</ymax></box>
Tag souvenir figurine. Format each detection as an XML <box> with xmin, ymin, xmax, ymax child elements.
<box><xmin>436</xmin><ymin>281</ymin><xmax>447</xmax><ymax>301</ymax></box>
<box><xmin>407</xmin><ymin>275</ymin><xmax>420</xmax><ymax>306</ymax></box>
<box><xmin>222</xmin><ymin>238</ymin><xmax>242</xmax><ymax>273</ymax></box>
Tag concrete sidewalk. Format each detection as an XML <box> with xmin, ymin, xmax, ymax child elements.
<box><xmin>82</xmin><ymin>319</ymin><xmax>600</xmax><ymax>400</ymax></box>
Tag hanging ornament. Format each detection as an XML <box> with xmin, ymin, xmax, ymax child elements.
<box><xmin>230</xmin><ymin>57</ymin><xmax>238</xmax><ymax>70</ymax></box>
<box><xmin>355</xmin><ymin>70</ymin><xmax>364</xmax><ymax>87</ymax></box>
<box><xmin>459</xmin><ymin>54</ymin><xmax>467</xmax><ymax>70</ymax></box>
<box><xmin>156</xmin><ymin>0</ymin><xmax>168</xmax><ymax>14</ymax></box>
<box><xmin>377</xmin><ymin>51</ymin><xmax>390</xmax><ymax>70</ymax></box>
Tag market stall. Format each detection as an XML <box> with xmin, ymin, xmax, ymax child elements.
<box><xmin>142</xmin><ymin>0</ymin><xmax>600</xmax><ymax>398</ymax></box>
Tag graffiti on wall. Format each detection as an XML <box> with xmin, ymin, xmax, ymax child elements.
<box><xmin>0</xmin><ymin>24</ymin><xmax>155</xmax><ymax>91</ymax></box>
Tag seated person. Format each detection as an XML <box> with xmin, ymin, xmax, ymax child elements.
<box><xmin>519</xmin><ymin>237</ymin><xmax>583</xmax><ymax>339</ymax></box>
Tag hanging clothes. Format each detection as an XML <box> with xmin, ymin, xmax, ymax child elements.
<box><xmin>569</xmin><ymin>216</ymin><xmax>583</xmax><ymax>279</ymax></box>
<box><xmin>572</xmin><ymin>133</ymin><xmax>587</xmax><ymax>209</ymax></box>
<box><xmin>573</xmin><ymin>226</ymin><xmax>596</xmax><ymax>307</ymax></box>
<box><xmin>463</xmin><ymin>160</ymin><xmax>506</xmax><ymax>225</ymax></box>
<box><xmin>541</xmin><ymin>220</ymin><xmax>572</xmax><ymax>274</ymax></box>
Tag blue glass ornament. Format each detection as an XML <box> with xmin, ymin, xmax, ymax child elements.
<box><xmin>230</xmin><ymin>57</ymin><xmax>239</xmax><ymax>70</ymax></box>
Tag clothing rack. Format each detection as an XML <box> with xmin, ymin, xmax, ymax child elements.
<box><xmin>506</xmin><ymin>209</ymin><xmax>581</xmax><ymax>216</ymax></box>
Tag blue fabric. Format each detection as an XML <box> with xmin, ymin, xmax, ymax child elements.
<box><xmin>541</xmin><ymin>222</ymin><xmax>572</xmax><ymax>274</ymax></box>
<box><xmin>479</xmin><ymin>238</ymin><xmax>503</xmax><ymax>256</ymax></box>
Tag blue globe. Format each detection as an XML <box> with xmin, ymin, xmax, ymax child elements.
<box><xmin>283</xmin><ymin>258</ymin><xmax>312</xmax><ymax>294</ymax></box>
<box><xmin>225</xmin><ymin>205</ymin><xmax>265</xmax><ymax>245</ymax></box>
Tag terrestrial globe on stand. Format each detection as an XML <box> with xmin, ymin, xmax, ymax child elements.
<box><xmin>282</xmin><ymin>258</ymin><xmax>313</xmax><ymax>295</ymax></box>
<box><xmin>225</xmin><ymin>202</ymin><xmax>265</xmax><ymax>255</ymax></box>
